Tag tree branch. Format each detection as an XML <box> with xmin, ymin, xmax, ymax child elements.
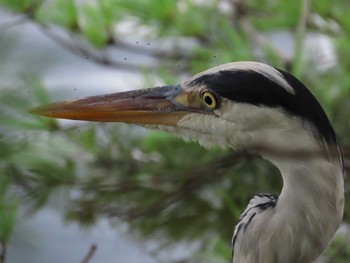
<box><xmin>39</xmin><ymin>25</ymin><xmax>150</xmax><ymax>72</ymax></box>
<box><xmin>0</xmin><ymin>15</ymin><xmax>28</xmax><ymax>32</ymax></box>
<box><xmin>0</xmin><ymin>240</ymin><xmax>6</xmax><ymax>263</ymax></box>
<box><xmin>90</xmin><ymin>151</ymin><xmax>254</xmax><ymax>220</ymax></box>
<box><xmin>292</xmin><ymin>0</ymin><xmax>310</xmax><ymax>76</ymax></box>
<box><xmin>80</xmin><ymin>244</ymin><xmax>97</xmax><ymax>263</ymax></box>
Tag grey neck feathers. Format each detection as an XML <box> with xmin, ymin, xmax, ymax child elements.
<box><xmin>267</xmin><ymin>150</ymin><xmax>344</xmax><ymax>262</ymax></box>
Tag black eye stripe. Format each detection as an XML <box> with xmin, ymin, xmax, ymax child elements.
<box><xmin>189</xmin><ymin>69</ymin><xmax>338</xmax><ymax>146</ymax></box>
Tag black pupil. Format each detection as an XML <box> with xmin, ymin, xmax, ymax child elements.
<box><xmin>204</xmin><ymin>95</ymin><xmax>213</xmax><ymax>105</ymax></box>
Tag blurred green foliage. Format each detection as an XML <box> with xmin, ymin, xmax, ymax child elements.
<box><xmin>0</xmin><ymin>0</ymin><xmax>350</xmax><ymax>262</ymax></box>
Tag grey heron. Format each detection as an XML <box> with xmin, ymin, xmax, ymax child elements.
<box><xmin>31</xmin><ymin>61</ymin><xmax>344</xmax><ymax>263</ymax></box>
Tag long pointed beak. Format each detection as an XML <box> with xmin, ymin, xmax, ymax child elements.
<box><xmin>30</xmin><ymin>85</ymin><xmax>190</xmax><ymax>126</ymax></box>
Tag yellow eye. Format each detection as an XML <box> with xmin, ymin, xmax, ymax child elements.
<box><xmin>201</xmin><ymin>90</ymin><xmax>219</xmax><ymax>109</ymax></box>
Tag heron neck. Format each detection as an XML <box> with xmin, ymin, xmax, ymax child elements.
<box><xmin>270</xmin><ymin>155</ymin><xmax>344</xmax><ymax>250</ymax></box>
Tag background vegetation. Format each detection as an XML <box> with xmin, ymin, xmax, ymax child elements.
<box><xmin>0</xmin><ymin>0</ymin><xmax>350</xmax><ymax>262</ymax></box>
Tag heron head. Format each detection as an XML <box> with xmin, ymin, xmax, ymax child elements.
<box><xmin>30</xmin><ymin>62</ymin><xmax>338</xmax><ymax>158</ymax></box>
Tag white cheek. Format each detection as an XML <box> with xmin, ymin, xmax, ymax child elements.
<box><xmin>176</xmin><ymin>113</ymin><xmax>249</xmax><ymax>149</ymax></box>
<box><xmin>217</xmin><ymin>100</ymin><xmax>290</xmax><ymax>130</ymax></box>
<box><xmin>216</xmin><ymin>99</ymin><xmax>319</xmax><ymax>152</ymax></box>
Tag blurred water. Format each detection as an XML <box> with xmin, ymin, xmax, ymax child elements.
<box><xmin>8</xmin><ymin>208</ymin><xmax>155</xmax><ymax>263</ymax></box>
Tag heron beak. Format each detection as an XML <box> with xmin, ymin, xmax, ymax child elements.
<box><xmin>30</xmin><ymin>85</ymin><xmax>193</xmax><ymax>126</ymax></box>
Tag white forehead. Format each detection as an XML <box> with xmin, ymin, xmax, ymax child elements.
<box><xmin>187</xmin><ymin>61</ymin><xmax>295</xmax><ymax>94</ymax></box>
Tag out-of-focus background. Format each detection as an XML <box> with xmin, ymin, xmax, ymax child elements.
<box><xmin>0</xmin><ymin>0</ymin><xmax>349</xmax><ymax>262</ymax></box>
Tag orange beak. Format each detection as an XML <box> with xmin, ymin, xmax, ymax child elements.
<box><xmin>30</xmin><ymin>85</ymin><xmax>191</xmax><ymax>126</ymax></box>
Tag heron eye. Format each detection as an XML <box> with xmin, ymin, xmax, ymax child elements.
<box><xmin>201</xmin><ymin>90</ymin><xmax>219</xmax><ymax>109</ymax></box>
